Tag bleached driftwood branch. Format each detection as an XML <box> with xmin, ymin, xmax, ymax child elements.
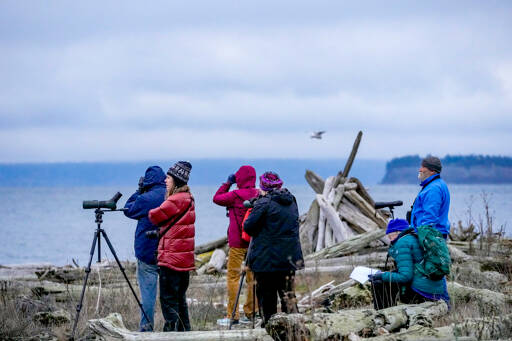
<box><xmin>305</xmin><ymin>170</ymin><xmax>325</xmax><ymax>194</ymax></box>
<box><xmin>88</xmin><ymin>313</ymin><xmax>271</xmax><ymax>340</ymax></box>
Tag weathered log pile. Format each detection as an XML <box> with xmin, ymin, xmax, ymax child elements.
<box><xmin>299</xmin><ymin>132</ymin><xmax>391</xmax><ymax>257</ymax></box>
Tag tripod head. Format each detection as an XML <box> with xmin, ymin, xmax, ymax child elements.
<box><xmin>374</xmin><ymin>200</ymin><xmax>403</xmax><ymax>219</ymax></box>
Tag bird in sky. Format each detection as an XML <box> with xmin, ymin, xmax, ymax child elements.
<box><xmin>310</xmin><ymin>131</ymin><xmax>326</xmax><ymax>139</ymax></box>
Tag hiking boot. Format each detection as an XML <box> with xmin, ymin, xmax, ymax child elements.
<box><xmin>217</xmin><ymin>317</ymin><xmax>238</xmax><ymax>326</ymax></box>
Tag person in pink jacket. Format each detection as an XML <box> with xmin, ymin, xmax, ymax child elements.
<box><xmin>213</xmin><ymin>165</ymin><xmax>259</xmax><ymax>325</ymax></box>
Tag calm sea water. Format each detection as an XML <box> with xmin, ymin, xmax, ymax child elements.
<box><xmin>0</xmin><ymin>184</ymin><xmax>510</xmax><ymax>266</ymax></box>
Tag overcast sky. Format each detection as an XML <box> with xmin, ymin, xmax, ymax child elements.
<box><xmin>0</xmin><ymin>1</ymin><xmax>511</xmax><ymax>162</ymax></box>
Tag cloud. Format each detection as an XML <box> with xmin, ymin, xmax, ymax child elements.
<box><xmin>0</xmin><ymin>1</ymin><xmax>511</xmax><ymax>161</ymax></box>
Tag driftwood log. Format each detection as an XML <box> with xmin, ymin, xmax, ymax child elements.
<box><xmin>305</xmin><ymin>170</ymin><xmax>325</xmax><ymax>194</ymax></box>
<box><xmin>341</xmin><ymin>130</ymin><xmax>363</xmax><ymax>179</ymax></box>
<box><xmin>194</xmin><ymin>236</ymin><xmax>228</xmax><ymax>255</ymax></box>
<box><xmin>29</xmin><ymin>280</ymin><xmax>129</xmax><ymax>302</ymax></box>
<box><xmin>316</xmin><ymin>194</ymin><xmax>350</xmax><ymax>244</ymax></box>
<box><xmin>347</xmin><ymin>177</ymin><xmax>375</xmax><ymax>207</ymax></box>
<box><xmin>343</xmin><ymin>190</ymin><xmax>387</xmax><ymax>228</ymax></box>
<box><xmin>364</xmin><ymin>313</ymin><xmax>511</xmax><ymax>341</ymax></box>
<box><xmin>448</xmin><ymin>281</ymin><xmax>512</xmax><ymax>315</ymax></box>
<box><xmin>451</xmin><ymin>313</ymin><xmax>512</xmax><ymax>340</ymax></box>
<box><xmin>338</xmin><ymin>198</ymin><xmax>380</xmax><ymax>233</ymax></box>
<box><xmin>451</xmin><ymin>263</ymin><xmax>508</xmax><ymax>291</ymax></box>
<box><xmin>299</xmin><ymin>200</ymin><xmax>320</xmax><ymax>255</ymax></box>
<box><xmin>362</xmin><ymin>324</ymin><xmax>474</xmax><ymax>341</ymax></box>
<box><xmin>266</xmin><ymin>301</ymin><xmax>448</xmax><ymax>341</ymax></box>
<box><xmin>88</xmin><ymin>313</ymin><xmax>272</xmax><ymax>340</ymax></box>
<box><xmin>205</xmin><ymin>249</ymin><xmax>226</xmax><ymax>274</ymax></box>
<box><xmin>306</xmin><ymin>229</ymin><xmax>386</xmax><ymax>260</ymax></box>
<box><xmin>34</xmin><ymin>262</ymin><xmax>136</xmax><ymax>285</ymax></box>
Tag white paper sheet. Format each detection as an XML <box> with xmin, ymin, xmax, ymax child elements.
<box><xmin>350</xmin><ymin>266</ymin><xmax>381</xmax><ymax>284</ymax></box>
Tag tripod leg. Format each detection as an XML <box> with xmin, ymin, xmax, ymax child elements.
<box><xmin>70</xmin><ymin>231</ymin><xmax>98</xmax><ymax>340</ymax></box>
<box><xmin>228</xmin><ymin>271</ymin><xmax>246</xmax><ymax>330</ymax></box>
<box><xmin>96</xmin><ymin>228</ymin><xmax>102</xmax><ymax>263</ymax></box>
<box><xmin>252</xmin><ymin>279</ymin><xmax>256</xmax><ymax>329</ymax></box>
<box><xmin>100</xmin><ymin>229</ymin><xmax>153</xmax><ymax>332</ymax></box>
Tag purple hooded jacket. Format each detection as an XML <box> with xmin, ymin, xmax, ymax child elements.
<box><xmin>213</xmin><ymin>165</ymin><xmax>259</xmax><ymax>248</ymax></box>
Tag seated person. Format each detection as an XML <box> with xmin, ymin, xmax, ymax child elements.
<box><xmin>369</xmin><ymin>219</ymin><xmax>450</xmax><ymax>310</ymax></box>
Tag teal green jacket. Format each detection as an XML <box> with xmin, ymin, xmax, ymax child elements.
<box><xmin>381</xmin><ymin>230</ymin><xmax>446</xmax><ymax>295</ymax></box>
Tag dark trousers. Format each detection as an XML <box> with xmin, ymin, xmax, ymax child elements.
<box><xmin>159</xmin><ymin>267</ymin><xmax>191</xmax><ymax>332</ymax></box>
<box><xmin>254</xmin><ymin>271</ymin><xmax>298</xmax><ymax>326</ymax></box>
<box><xmin>370</xmin><ymin>281</ymin><xmax>429</xmax><ymax>310</ymax></box>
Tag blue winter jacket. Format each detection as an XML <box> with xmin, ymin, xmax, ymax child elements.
<box><xmin>411</xmin><ymin>174</ymin><xmax>450</xmax><ymax>235</ymax></box>
<box><xmin>381</xmin><ymin>230</ymin><xmax>447</xmax><ymax>295</ymax></box>
<box><xmin>124</xmin><ymin>166</ymin><xmax>166</xmax><ymax>265</ymax></box>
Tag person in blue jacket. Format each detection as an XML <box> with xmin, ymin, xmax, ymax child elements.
<box><xmin>410</xmin><ymin>156</ymin><xmax>450</xmax><ymax>238</ymax></box>
<box><xmin>369</xmin><ymin>219</ymin><xmax>450</xmax><ymax>310</ymax></box>
<box><xmin>124</xmin><ymin>166</ymin><xmax>166</xmax><ymax>332</ymax></box>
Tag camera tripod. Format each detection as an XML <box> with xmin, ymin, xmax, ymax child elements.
<box><xmin>70</xmin><ymin>208</ymin><xmax>153</xmax><ymax>340</ymax></box>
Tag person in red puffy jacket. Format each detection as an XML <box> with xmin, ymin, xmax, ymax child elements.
<box><xmin>213</xmin><ymin>165</ymin><xmax>259</xmax><ymax>325</ymax></box>
<box><xmin>149</xmin><ymin>161</ymin><xmax>195</xmax><ymax>332</ymax></box>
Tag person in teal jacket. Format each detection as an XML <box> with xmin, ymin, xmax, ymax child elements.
<box><xmin>410</xmin><ymin>156</ymin><xmax>450</xmax><ymax>237</ymax></box>
<box><xmin>369</xmin><ymin>219</ymin><xmax>450</xmax><ymax>310</ymax></box>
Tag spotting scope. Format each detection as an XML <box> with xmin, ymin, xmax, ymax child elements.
<box><xmin>83</xmin><ymin>192</ymin><xmax>123</xmax><ymax>210</ymax></box>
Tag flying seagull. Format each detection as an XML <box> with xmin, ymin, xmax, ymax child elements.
<box><xmin>310</xmin><ymin>131</ymin><xmax>326</xmax><ymax>139</ymax></box>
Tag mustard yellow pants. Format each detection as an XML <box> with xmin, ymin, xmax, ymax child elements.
<box><xmin>226</xmin><ymin>247</ymin><xmax>258</xmax><ymax>319</ymax></box>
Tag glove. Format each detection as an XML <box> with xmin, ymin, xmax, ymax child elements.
<box><xmin>227</xmin><ymin>174</ymin><xmax>236</xmax><ymax>184</ymax></box>
<box><xmin>368</xmin><ymin>273</ymin><xmax>383</xmax><ymax>284</ymax></box>
<box><xmin>138</xmin><ymin>176</ymin><xmax>145</xmax><ymax>193</ymax></box>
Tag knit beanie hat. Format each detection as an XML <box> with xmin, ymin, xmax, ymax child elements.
<box><xmin>386</xmin><ymin>219</ymin><xmax>410</xmax><ymax>234</ymax></box>
<box><xmin>167</xmin><ymin>161</ymin><xmax>192</xmax><ymax>187</ymax></box>
<box><xmin>422</xmin><ymin>156</ymin><xmax>442</xmax><ymax>173</ymax></box>
<box><xmin>259</xmin><ymin>171</ymin><xmax>283</xmax><ymax>191</ymax></box>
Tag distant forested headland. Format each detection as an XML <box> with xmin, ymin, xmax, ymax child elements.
<box><xmin>381</xmin><ymin>155</ymin><xmax>512</xmax><ymax>184</ymax></box>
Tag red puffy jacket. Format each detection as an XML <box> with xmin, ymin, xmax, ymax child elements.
<box><xmin>149</xmin><ymin>188</ymin><xmax>195</xmax><ymax>271</ymax></box>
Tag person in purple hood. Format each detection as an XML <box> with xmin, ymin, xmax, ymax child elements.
<box><xmin>243</xmin><ymin>171</ymin><xmax>304</xmax><ymax>328</ymax></box>
<box><xmin>213</xmin><ymin>165</ymin><xmax>259</xmax><ymax>326</ymax></box>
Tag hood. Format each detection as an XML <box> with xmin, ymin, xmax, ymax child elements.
<box><xmin>235</xmin><ymin>165</ymin><xmax>256</xmax><ymax>189</ymax></box>
<box><xmin>143</xmin><ymin>166</ymin><xmax>166</xmax><ymax>188</ymax></box>
<box><xmin>270</xmin><ymin>188</ymin><xmax>294</xmax><ymax>206</ymax></box>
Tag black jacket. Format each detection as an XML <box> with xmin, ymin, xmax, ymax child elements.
<box><xmin>243</xmin><ymin>188</ymin><xmax>304</xmax><ymax>272</ymax></box>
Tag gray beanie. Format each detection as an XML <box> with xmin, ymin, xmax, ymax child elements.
<box><xmin>422</xmin><ymin>156</ymin><xmax>442</xmax><ymax>173</ymax></box>
<box><xmin>167</xmin><ymin>161</ymin><xmax>192</xmax><ymax>185</ymax></box>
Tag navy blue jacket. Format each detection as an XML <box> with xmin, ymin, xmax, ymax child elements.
<box><xmin>124</xmin><ymin>166</ymin><xmax>166</xmax><ymax>265</ymax></box>
<box><xmin>411</xmin><ymin>174</ymin><xmax>450</xmax><ymax>235</ymax></box>
<box><xmin>243</xmin><ymin>188</ymin><xmax>304</xmax><ymax>273</ymax></box>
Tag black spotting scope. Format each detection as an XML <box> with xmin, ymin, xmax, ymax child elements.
<box><xmin>374</xmin><ymin>200</ymin><xmax>403</xmax><ymax>210</ymax></box>
<box><xmin>83</xmin><ymin>192</ymin><xmax>123</xmax><ymax>210</ymax></box>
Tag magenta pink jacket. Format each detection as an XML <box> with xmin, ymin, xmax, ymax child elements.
<box><xmin>213</xmin><ymin>165</ymin><xmax>259</xmax><ymax>248</ymax></box>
